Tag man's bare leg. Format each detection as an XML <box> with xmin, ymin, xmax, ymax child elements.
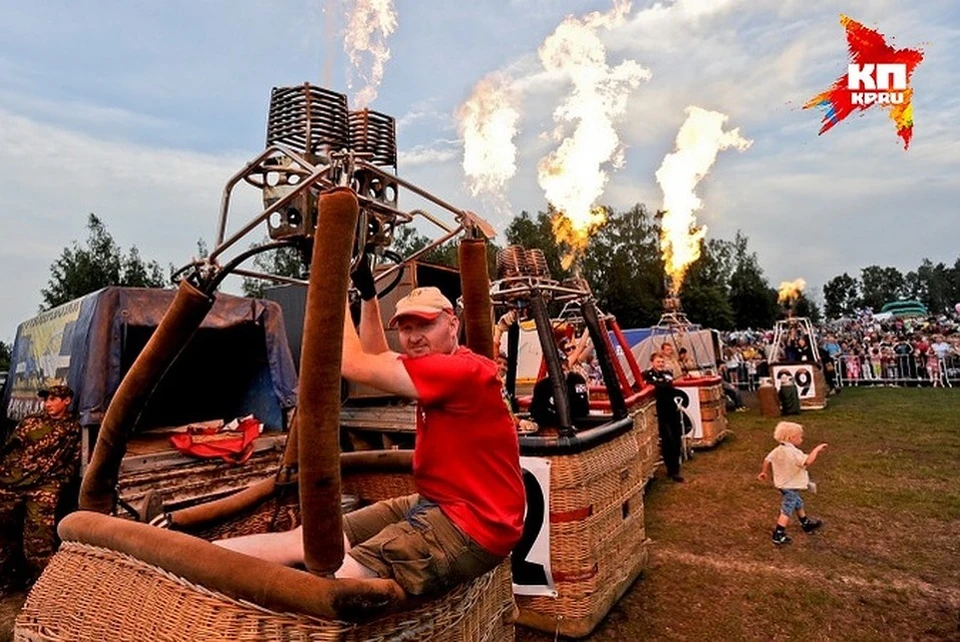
<box><xmin>214</xmin><ymin>530</ymin><xmax>371</xmax><ymax>576</ymax></box>
<box><xmin>336</xmin><ymin>554</ymin><xmax>379</xmax><ymax>579</ymax></box>
<box><xmin>213</xmin><ymin>526</ymin><xmax>305</xmax><ymax>566</ymax></box>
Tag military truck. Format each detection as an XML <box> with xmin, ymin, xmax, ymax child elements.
<box><xmin>2</xmin><ymin>286</ymin><xmax>299</xmax><ymax>514</ymax></box>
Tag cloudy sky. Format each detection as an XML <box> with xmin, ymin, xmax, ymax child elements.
<box><xmin>0</xmin><ymin>0</ymin><xmax>957</xmax><ymax>341</ymax></box>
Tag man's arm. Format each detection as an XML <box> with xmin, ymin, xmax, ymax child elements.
<box><xmin>342</xmin><ymin>302</ymin><xmax>419</xmax><ymax>398</ymax></box>
<box><xmin>568</xmin><ymin>331</ymin><xmax>592</xmax><ymax>369</ymax></box>
<box><xmin>357</xmin><ymin>298</ymin><xmax>390</xmax><ymax>354</ymax></box>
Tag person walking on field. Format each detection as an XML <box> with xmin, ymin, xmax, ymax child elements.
<box><xmin>756</xmin><ymin>421</ymin><xmax>827</xmax><ymax>545</ymax></box>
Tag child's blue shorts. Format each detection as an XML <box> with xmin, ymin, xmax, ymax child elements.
<box><xmin>780</xmin><ymin>489</ymin><xmax>804</xmax><ymax>516</ymax></box>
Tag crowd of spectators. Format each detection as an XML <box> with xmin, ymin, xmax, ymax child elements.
<box><xmin>719</xmin><ymin>310</ymin><xmax>960</xmax><ymax>389</ymax></box>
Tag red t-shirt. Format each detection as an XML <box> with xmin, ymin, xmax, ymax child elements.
<box><xmin>401</xmin><ymin>346</ymin><xmax>525</xmax><ymax>556</ymax></box>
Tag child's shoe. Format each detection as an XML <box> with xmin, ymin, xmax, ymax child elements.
<box><xmin>771</xmin><ymin>530</ymin><xmax>792</xmax><ymax>545</ymax></box>
<box><xmin>801</xmin><ymin>518</ymin><xmax>823</xmax><ymax>533</ymax></box>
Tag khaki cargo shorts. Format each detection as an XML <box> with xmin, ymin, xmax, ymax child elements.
<box><xmin>344</xmin><ymin>493</ymin><xmax>503</xmax><ymax>596</ymax></box>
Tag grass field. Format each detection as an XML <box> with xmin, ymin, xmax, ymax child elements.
<box><xmin>518</xmin><ymin>388</ymin><xmax>960</xmax><ymax>641</ymax></box>
<box><xmin>2</xmin><ymin>389</ymin><xmax>958</xmax><ymax>641</ymax></box>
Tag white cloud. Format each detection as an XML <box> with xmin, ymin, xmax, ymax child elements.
<box><xmin>398</xmin><ymin>140</ymin><xmax>459</xmax><ymax>166</ymax></box>
<box><xmin>0</xmin><ymin>0</ymin><xmax>957</xmax><ymax>341</ymax></box>
<box><xmin>0</xmin><ymin>109</ymin><xmax>263</xmax><ymax>339</ymax></box>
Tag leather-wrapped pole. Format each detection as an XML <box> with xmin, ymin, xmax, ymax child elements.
<box><xmin>167</xmin><ymin>477</ymin><xmax>278</xmax><ymax>530</ymax></box>
<box><xmin>457</xmin><ymin>238</ymin><xmax>494</xmax><ymax>359</ymax></box>
<box><xmin>80</xmin><ymin>280</ymin><xmax>214</xmax><ymax>513</ymax></box>
<box><xmin>299</xmin><ymin>187</ymin><xmax>358</xmax><ymax>576</ymax></box>
<box><xmin>582</xmin><ymin>299</ymin><xmax>628</xmax><ymax>418</ymax></box>
<box><xmin>505</xmin><ymin>321</ymin><xmax>520</xmax><ymax>412</ymax></box>
<box><xmin>530</xmin><ymin>292</ymin><xmax>573</xmax><ymax>435</ymax></box>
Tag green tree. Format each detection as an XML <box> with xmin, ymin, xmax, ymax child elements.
<box><xmin>952</xmin><ymin>256</ymin><xmax>960</xmax><ymax>309</ymax></box>
<box><xmin>913</xmin><ymin>259</ymin><xmax>952</xmax><ymax>314</ymax></box>
<box><xmin>793</xmin><ymin>293</ymin><xmax>822</xmax><ymax>323</ymax></box>
<box><xmin>41</xmin><ymin>214</ymin><xmax>166</xmax><ymax>309</ymax></box>
<box><xmin>860</xmin><ymin>265</ymin><xmax>905</xmax><ymax>312</ymax></box>
<box><xmin>390</xmin><ymin>226</ymin><xmax>463</xmax><ymax>270</ymax></box>
<box><xmin>679</xmin><ymin>238</ymin><xmax>735</xmax><ymax>329</ymax></box>
<box><xmin>0</xmin><ymin>340</ymin><xmax>10</xmax><ymax>372</ymax></box>
<box><xmin>822</xmin><ymin>272</ymin><xmax>860</xmax><ymax>319</ymax></box>
<box><xmin>581</xmin><ymin>204</ymin><xmax>663</xmax><ymax>329</ymax></box>
<box><xmin>390</xmin><ymin>225</ymin><xmax>499</xmax><ymax>277</ymax></box>
<box><xmin>727</xmin><ymin>231</ymin><xmax>778</xmax><ymax>329</ymax></box>
<box><xmin>241</xmin><ymin>240</ymin><xmax>310</xmax><ymax>298</ymax></box>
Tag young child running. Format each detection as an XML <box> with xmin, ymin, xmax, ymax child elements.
<box><xmin>757</xmin><ymin>421</ymin><xmax>828</xmax><ymax>545</ymax></box>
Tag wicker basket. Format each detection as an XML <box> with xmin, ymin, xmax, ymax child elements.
<box><xmin>516</xmin><ymin>423</ymin><xmax>651</xmax><ymax>638</ymax></box>
<box><xmin>803</xmin><ymin>367</ymin><xmax>829</xmax><ymax>410</ymax></box>
<box><xmin>690</xmin><ymin>382</ymin><xmax>729</xmax><ymax>449</ymax></box>
<box><xmin>16</xmin><ymin>542</ymin><xmax>515</xmax><ymax>642</ymax></box>
<box><xmin>15</xmin><ymin>468</ymin><xmax>514</xmax><ymax>642</ymax></box>
<box><xmin>631</xmin><ymin>399</ymin><xmax>659</xmax><ymax>482</ymax></box>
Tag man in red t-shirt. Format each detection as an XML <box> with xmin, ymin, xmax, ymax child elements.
<box><xmin>217</xmin><ymin>281</ymin><xmax>525</xmax><ymax>596</ymax></box>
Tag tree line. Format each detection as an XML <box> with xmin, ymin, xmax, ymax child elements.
<box><xmin>36</xmin><ymin>207</ymin><xmax>956</xmax><ymax>338</ymax></box>
<box><xmin>823</xmin><ymin>262</ymin><xmax>960</xmax><ymax>320</ymax></box>
<box><xmin>391</xmin><ymin>205</ymin><xmax>819</xmax><ymax>330</ymax></box>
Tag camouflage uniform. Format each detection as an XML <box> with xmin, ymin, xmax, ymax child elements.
<box><xmin>0</xmin><ymin>410</ymin><xmax>81</xmax><ymax>589</ymax></box>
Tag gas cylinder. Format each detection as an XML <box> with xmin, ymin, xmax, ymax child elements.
<box><xmin>757</xmin><ymin>378</ymin><xmax>780</xmax><ymax>417</ymax></box>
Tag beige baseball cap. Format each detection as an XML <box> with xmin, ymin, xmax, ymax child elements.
<box><xmin>389</xmin><ymin>287</ymin><xmax>454</xmax><ymax>327</ymax></box>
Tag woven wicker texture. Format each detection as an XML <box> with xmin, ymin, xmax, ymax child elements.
<box><xmin>516</xmin><ymin>417</ymin><xmax>651</xmax><ymax>637</ymax></box>
<box><xmin>342</xmin><ymin>472</ymin><xmax>418</xmax><ymax>504</ymax></box>
<box><xmin>517</xmin><ymin>513</ymin><xmax>649</xmax><ymax>635</ymax></box>
<box><xmin>690</xmin><ymin>384</ymin><xmax>729</xmax><ymax>449</ymax></box>
<box><xmin>189</xmin><ymin>491</ymin><xmax>302</xmax><ymax>541</ymax></box>
<box><xmin>15</xmin><ymin>543</ymin><xmax>515</xmax><ymax>642</ymax></box>
<box><xmin>631</xmin><ymin>401</ymin><xmax>659</xmax><ymax>482</ymax></box>
<box><xmin>697</xmin><ymin>385</ymin><xmax>724</xmax><ymax>402</ymax></box>
<box><xmin>16</xmin><ymin>468</ymin><xmax>513</xmax><ymax>641</ymax></box>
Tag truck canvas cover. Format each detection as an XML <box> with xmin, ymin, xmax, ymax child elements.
<box><xmin>4</xmin><ymin>287</ymin><xmax>298</xmax><ymax>432</ymax></box>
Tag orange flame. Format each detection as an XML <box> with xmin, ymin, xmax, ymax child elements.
<box><xmin>778</xmin><ymin>278</ymin><xmax>807</xmax><ymax>304</ymax></box>
<box><xmin>656</xmin><ymin>106</ymin><xmax>752</xmax><ymax>296</ymax></box>
<box><xmin>457</xmin><ymin>72</ymin><xmax>520</xmax><ymax>204</ymax></box>
<box><xmin>551</xmin><ymin>207</ymin><xmax>607</xmax><ymax>270</ymax></box>
<box><xmin>344</xmin><ymin>0</ymin><xmax>398</xmax><ymax>107</ymax></box>
<box><xmin>536</xmin><ymin>0</ymin><xmax>650</xmax><ymax>268</ymax></box>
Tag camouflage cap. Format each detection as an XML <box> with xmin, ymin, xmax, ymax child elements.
<box><xmin>38</xmin><ymin>384</ymin><xmax>75</xmax><ymax>399</ymax></box>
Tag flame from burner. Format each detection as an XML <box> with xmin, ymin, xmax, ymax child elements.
<box><xmin>656</xmin><ymin>106</ymin><xmax>751</xmax><ymax>296</ymax></box>
<box><xmin>344</xmin><ymin>0</ymin><xmax>398</xmax><ymax>108</ymax></box>
<box><xmin>457</xmin><ymin>72</ymin><xmax>521</xmax><ymax>204</ymax></box>
<box><xmin>536</xmin><ymin>0</ymin><xmax>650</xmax><ymax>267</ymax></box>
<box><xmin>778</xmin><ymin>278</ymin><xmax>807</xmax><ymax>304</ymax></box>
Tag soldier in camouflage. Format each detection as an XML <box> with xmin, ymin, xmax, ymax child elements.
<box><xmin>0</xmin><ymin>384</ymin><xmax>81</xmax><ymax>591</ymax></box>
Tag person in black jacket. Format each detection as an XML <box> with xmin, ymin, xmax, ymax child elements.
<box><xmin>530</xmin><ymin>338</ymin><xmax>590</xmax><ymax>429</ymax></box>
<box><xmin>644</xmin><ymin>352</ymin><xmax>685</xmax><ymax>483</ymax></box>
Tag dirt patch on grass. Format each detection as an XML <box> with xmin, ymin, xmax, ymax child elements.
<box><xmin>0</xmin><ymin>592</ymin><xmax>26</xmax><ymax>642</ymax></box>
<box><xmin>656</xmin><ymin>546</ymin><xmax>960</xmax><ymax>609</ymax></box>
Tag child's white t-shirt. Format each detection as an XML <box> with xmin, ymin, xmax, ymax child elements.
<box><xmin>765</xmin><ymin>442</ymin><xmax>809</xmax><ymax>489</ymax></box>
